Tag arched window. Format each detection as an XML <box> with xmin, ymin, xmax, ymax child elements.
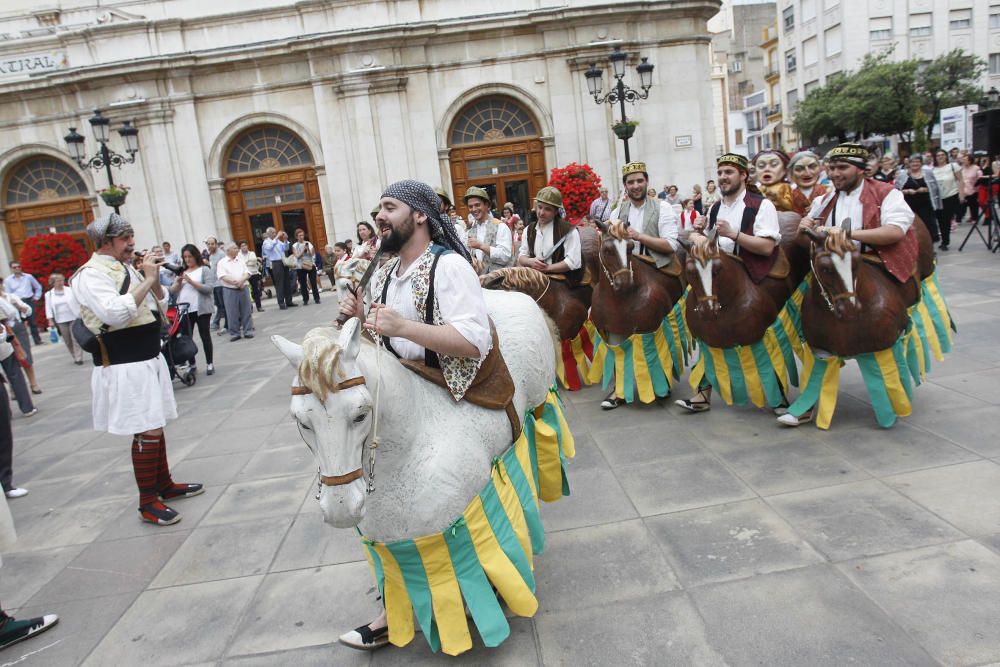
<box><xmin>449</xmin><ymin>97</ymin><xmax>539</xmax><ymax>146</ymax></box>
<box><xmin>4</xmin><ymin>157</ymin><xmax>88</xmax><ymax>206</ymax></box>
<box><xmin>225</xmin><ymin>125</ymin><xmax>313</xmax><ymax>175</ymax></box>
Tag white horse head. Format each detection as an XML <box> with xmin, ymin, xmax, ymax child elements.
<box><xmin>272</xmin><ymin>318</ymin><xmax>373</xmax><ymax>528</ymax></box>
<box><xmin>335</xmin><ymin>257</ymin><xmax>370</xmax><ymax>303</ymax></box>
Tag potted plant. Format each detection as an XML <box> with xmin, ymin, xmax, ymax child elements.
<box><xmin>99</xmin><ymin>184</ymin><xmax>130</xmax><ymax>208</ymax></box>
<box><xmin>612</xmin><ymin>120</ymin><xmax>639</xmax><ymax>140</ymax></box>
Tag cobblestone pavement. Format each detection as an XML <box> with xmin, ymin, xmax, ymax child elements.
<box><xmin>3</xmin><ymin>242</ymin><xmax>1000</xmax><ymax>666</ymax></box>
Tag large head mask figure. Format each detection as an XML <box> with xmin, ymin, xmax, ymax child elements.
<box><xmin>752</xmin><ymin>149</ymin><xmax>790</xmax><ymax>186</ymax></box>
<box><xmin>788</xmin><ymin>150</ymin><xmax>822</xmax><ymax>190</ymax></box>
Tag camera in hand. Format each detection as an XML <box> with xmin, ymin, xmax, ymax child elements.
<box><xmin>162</xmin><ymin>262</ymin><xmax>185</xmax><ymax>276</ymax></box>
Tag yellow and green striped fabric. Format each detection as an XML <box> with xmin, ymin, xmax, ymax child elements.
<box><xmin>361</xmin><ymin>387</ymin><xmax>574</xmax><ymax>656</ymax></box>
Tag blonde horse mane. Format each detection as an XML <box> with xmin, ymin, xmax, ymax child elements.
<box><xmin>607</xmin><ymin>220</ymin><xmax>629</xmax><ymax>241</ymax></box>
<box><xmin>296</xmin><ymin>327</ymin><xmax>370</xmax><ymax>403</ymax></box>
<box><xmin>821</xmin><ymin>227</ymin><xmax>855</xmax><ymax>257</ymax></box>
<box><xmin>688</xmin><ymin>233</ymin><xmax>719</xmax><ymax>264</ymax></box>
<box><xmin>481</xmin><ymin>267</ymin><xmax>550</xmax><ymax>297</ymax></box>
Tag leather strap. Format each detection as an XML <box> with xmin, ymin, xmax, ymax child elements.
<box><xmin>291</xmin><ymin>376</ymin><xmax>366</xmax><ymax>395</ymax></box>
<box><xmin>320</xmin><ymin>468</ymin><xmax>363</xmax><ymax>486</ymax></box>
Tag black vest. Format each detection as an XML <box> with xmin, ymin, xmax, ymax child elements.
<box><xmin>527</xmin><ymin>219</ymin><xmax>583</xmax><ymax>284</ymax></box>
<box><xmin>708</xmin><ymin>190</ymin><xmax>779</xmax><ymax>283</ymax></box>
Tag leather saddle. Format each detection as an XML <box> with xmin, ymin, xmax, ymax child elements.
<box><xmin>727</xmin><ymin>247</ymin><xmax>791</xmax><ymax>281</ymax></box>
<box><xmin>398</xmin><ymin>319</ymin><xmax>521</xmax><ymax>441</ymax></box>
<box><xmin>635</xmin><ymin>252</ymin><xmax>683</xmax><ymax>278</ymax></box>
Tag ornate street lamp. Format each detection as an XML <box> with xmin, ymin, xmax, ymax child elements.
<box><xmin>64</xmin><ymin>109</ymin><xmax>140</xmax><ymax>213</ymax></box>
<box><xmin>583</xmin><ymin>46</ymin><xmax>655</xmax><ymax>163</ymax></box>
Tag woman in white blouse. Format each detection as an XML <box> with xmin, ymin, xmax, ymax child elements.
<box><xmin>353</xmin><ymin>221</ymin><xmax>381</xmax><ymax>260</ymax></box>
<box><xmin>44</xmin><ymin>273</ymin><xmax>83</xmax><ymax>364</ymax></box>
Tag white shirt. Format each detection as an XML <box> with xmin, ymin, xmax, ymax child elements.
<box><xmin>368</xmin><ymin>252</ymin><xmax>491</xmax><ymax>361</ymax></box>
<box><xmin>353</xmin><ymin>238</ymin><xmax>380</xmax><ymax>260</ymax></box>
<box><xmin>453</xmin><ymin>221</ymin><xmax>469</xmax><ymax>248</ymax></box>
<box><xmin>216</xmin><ymin>255</ymin><xmax>249</xmax><ymax>288</ymax></box>
<box><xmin>808</xmin><ymin>181</ymin><xmax>913</xmax><ymax>234</ymax></box>
<box><xmin>177</xmin><ymin>268</ymin><xmax>203</xmax><ymax>313</ymax></box>
<box><xmin>239</xmin><ymin>250</ymin><xmax>261</xmax><ymax>275</ymax></box>
<box><xmin>622</xmin><ymin>199</ymin><xmax>679</xmax><ymax>253</ymax></box>
<box><xmin>74</xmin><ymin>254</ymin><xmax>167</xmax><ymax>330</ymax></box>
<box><xmin>44</xmin><ymin>287</ymin><xmax>81</xmax><ymax>324</ymax></box>
<box><xmin>714</xmin><ymin>190</ymin><xmax>781</xmax><ymax>254</ymax></box>
<box><xmin>469</xmin><ymin>217</ymin><xmax>513</xmax><ymax>266</ymax></box>
<box><xmin>517</xmin><ymin>222</ymin><xmax>582</xmax><ymax>270</ymax></box>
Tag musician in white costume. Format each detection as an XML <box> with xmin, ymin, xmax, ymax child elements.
<box><xmin>74</xmin><ymin>214</ymin><xmax>202</xmax><ymax>526</ymax></box>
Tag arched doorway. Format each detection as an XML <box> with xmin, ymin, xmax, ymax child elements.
<box><xmin>222</xmin><ymin>125</ymin><xmax>327</xmax><ymax>256</ymax></box>
<box><xmin>448</xmin><ymin>97</ymin><xmax>548</xmax><ymax>220</ymax></box>
<box><xmin>2</xmin><ymin>157</ymin><xmax>93</xmax><ymax>258</ymax></box>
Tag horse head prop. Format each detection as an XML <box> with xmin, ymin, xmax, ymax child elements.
<box><xmin>334</xmin><ymin>257</ymin><xmax>371</xmax><ymax>303</ymax></box>
<box><xmin>800</xmin><ymin>225</ymin><xmax>860</xmax><ymax>321</ymax></box>
<box><xmin>681</xmin><ymin>229</ymin><xmax>723</xmax><ymax>317</ymax></box>
<box><xmin>272</xmin><ymin>319</ymin><xmax>372</xmax><ymax>529</ymax></box>
<box><xmin>595</xmin><ymin>219</ymin><xmax>635</xmax><ymax>291</ymax></box>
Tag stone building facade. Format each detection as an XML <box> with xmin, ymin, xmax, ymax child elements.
<box><xmin>0</xmin><ymin>0</ymin><xmax>721</xmax><ymax>264</ymax></box>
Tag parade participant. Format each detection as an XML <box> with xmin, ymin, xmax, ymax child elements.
<box><xmin>337</xmin><ymin>180</ymin><xmax>488</xmax><ymax>650</ymax></box>
<box><xmin>464</xmin><ymin>186</ymin><xmax>512</xmax><ymax>275</ymax></box>
<box><xmin>677</xmin><ymin>152</ymin><xmax>781</xmax><ymax>413</ymax></box>
<box><xmin>598</xmin><ymin>161</ymin><xmax>679</xmax><ymax>410</ymax></box>
<box><xmin>799</xmin><ymin>143</ymin><xmax>915</xmax><ymax>262</ymax></box>
<box><xmin>74</xmin><ymin>214</ymin><xmax>203</xmax><ymax>526</ymax></box>
<box><xmin>788</xmin><ymin>150</ymin><xmax>829</xmax><ymax>216</ymax></box>
<box><xmin>435</xmin><ymin>187</ymin><xmax>468</xmax><ymax>248</ymax></box>
<box><xmin>752</xmin><ymin>149</ymin><xmax>795</xmax><ymax>212</ymax></box>
<box><xmin>516</xmin><ymin>186</ymin><xmax>583</xmax><ymax>283</ymax></box>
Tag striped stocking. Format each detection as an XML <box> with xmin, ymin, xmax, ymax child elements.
<box><xmin>132</xmin><ymin>433</ymin><xmax>162</xmax><ymax>506</ymax></box>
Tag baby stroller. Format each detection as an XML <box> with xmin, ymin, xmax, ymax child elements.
<box><xmin>161</xmin><ymin>303</ymin><xmax>198</xmax><ymax>387</ymax></box>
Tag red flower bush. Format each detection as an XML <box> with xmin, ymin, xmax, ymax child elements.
<box><xmin>18</xmin><ymin>233</ymin><xmax>89</xmax><ymax>329</ymax></box>
<box><xmin>549</xmin><ymin>163</ymin><xmax>602</xmax><ymax>223</ymax></box>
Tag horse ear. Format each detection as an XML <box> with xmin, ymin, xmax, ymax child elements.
<box><xmin>799</xmin><ymin>225</ymin><xmax>828</xmax><ymax>245</ymax></box>
<box><xmin>339</xmin><ymin>317</ymin><xmax>363</xmax><ymax>361</ymax></box>
<box><xmin>706</xmin><ymin>227</ymin><xmax>719</xmax><ymax>246</ymax></box>
<box><xmin>595</xmin><ymin>219</ymin><xmax>609</xmax><ymax>234</ymax></box>
<box><xmin>676</xmin><ymin>235</ymin><xmax>693</xmax><ymax>251</ymax></box>
<box><xmin>271</xmin><ymin>335</ymin><xmax>304</xmax><ymax>369</ymax></box>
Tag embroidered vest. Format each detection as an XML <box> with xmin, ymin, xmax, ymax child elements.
<box><xmin>371</xmin><ymin>243</ymin><xmax>483</xmax><ymax>401</ymax></box>
<box><xmin>817</xmin><ymin>178</ymin><xmax>917</xmax><ymax>283</ymax></box>
<box><xmin>619</xmin><ymin>199</ymin><xmax>672</xmax><ymax>268</ymax></box>
<box><xmin>526</xmin><ymin>219</ymin><xmax>584</xmax><ymax>284</ymax></box>
<box><xmin>471</xmin><ymin>218</ymin><xmax>509</xmax><ymax>274</ymax></box>
<box><xmin>708</xmin><ymin>191</ymin><xmax>779</xmax><ymax>283</ymax></box>
<box><xmin>76</xmin><ymin>255</ymin><xmax>157</xmax><ymax>334</ymax></box>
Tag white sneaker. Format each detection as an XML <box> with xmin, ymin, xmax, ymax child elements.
<box><xmin>5</xmin><ymin>488</ymin><xmax>28</xmax><ymax>498</ymax></box>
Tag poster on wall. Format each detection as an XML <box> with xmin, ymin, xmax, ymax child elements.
<box><xmin>940</xmin><ymin>105</ymin><xmax>979</xmax><ymax>152</ymax></box>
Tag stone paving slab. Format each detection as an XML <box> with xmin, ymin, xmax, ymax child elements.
<box><xmin>1</xmin><ymin>246</ymin><xmax>1000</xmax><ymax>665</ymax></box>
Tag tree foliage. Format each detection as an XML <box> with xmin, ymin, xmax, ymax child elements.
<box><xmin>792</xmin><ymin>48</ymin><xmax>985</xmax><ymax>146</ymax></box>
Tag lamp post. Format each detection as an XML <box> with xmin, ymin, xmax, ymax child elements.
<box><xmin>584</xmin><ymin>46</ymin><xmax>654</xmax><ymax>163</ymax></box>
<box><xmin>64</xmin><ymin>110</ymin><xmax>140</xmax><ymax>213</ymax></box>
<box><xmin>988</xmin><ymin>87</ymin><xmax>1000</xmax><ymax>109</ymax></box>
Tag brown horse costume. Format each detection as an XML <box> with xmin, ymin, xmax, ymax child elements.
<box><xmin>682</xmin><ymin>231</ymin><xmax>793</xmax><ymax>349</ymax></box>
<box><xmin>590</xmin><ymin>220</ymin><xmax>686</xmax><ymax>344</ymax></box>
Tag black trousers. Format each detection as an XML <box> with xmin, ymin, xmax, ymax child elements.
<box><xmin>211</xmin><ymin>286</ymin><xmax>227</xmax><ymax>328</ymax></box>
<box><xmin>936</xmin><ymin>194</ymin><xmax>959</xmax><ymax>247</ymax></box>
<box><xmin>0</xmin><ymin>354</ymin><xmax>32</xmax><ymax>415</ymax></box>
<box><xmin>296</xmin><ymin>268</ymin><xmax>320</xmax><ymax>304</ymax></box>
<box><xmin>961</xmin><ymin>196</ymin><xmax>980</xmax><ymax>223</ymax></box>
<box><xmin>21</xmin><ymin>298</ymin><xmax>42</xmax><ymax>344</ymax></box>
<box><xmin>249</xmin><ymin>274</ymin><xmax>262</xmax><ymax>309</ymax></box>
<box><xmin>185</xmin><ymin>312</ymin><xmax>213</xmax><ymax>365</ymax></box>
<box><xmin>0</xmin><ymin>379</ymin><xmax>12</xmax><ymax>491</ymax></box>
<box><xmin>269</xmin><ymin>262</ymin><xmax>293</xmax><ymax>308</ymax></box>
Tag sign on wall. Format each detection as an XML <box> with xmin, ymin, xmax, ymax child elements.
<box><xmin>0</xmin><ymin>52</ymin><xmax>68</xmax><ymax>80</ymax></box>
<box><xmin>940</xmin><ymin>105</ymin><xmax>978</xmax><ymax>152</ymax></box>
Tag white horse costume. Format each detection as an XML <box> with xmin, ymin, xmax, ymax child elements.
<box><xmin>272</xmin><ymin>290</ymin><xmax>574</xmax><ymax>655</ymax></box>
<box><xmin>334</xmin><ymin>257</ymin><xmax>370</xmax><ymax>304</ymax></box>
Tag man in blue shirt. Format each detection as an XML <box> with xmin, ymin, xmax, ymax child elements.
<box><xmin>260</xmin><ymin>227</ymin><xmax>295</xmax><ymax>310</ymax></box>
<box><xmin>4</xmin><ymin>262</ymin><xmax>43</xmax><ymax>345</ymax></box>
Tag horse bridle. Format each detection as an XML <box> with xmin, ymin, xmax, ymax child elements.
<box><xmin>290</xmin><ymin>376</ymin><xmax>370</xmax><ymax>487</ymax></box>
<box><xmin>599</xmin><ymin>238</ymin><xmax>634</xmax><ymax>285</ymax></box>
<box><xmin>809</xmin><ymin>246</ymin><xmax>857</xmax><ymax>312</ymax></box>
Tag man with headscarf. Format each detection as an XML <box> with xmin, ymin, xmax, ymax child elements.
<box><xmin>73</xmin><ymin>214</ymin><xmax>203</xmax><ymax>526</ymax></box>
<box><xmin>336</xmin><ymin>180</ymin><xmax>489</xmax><ymax>650</ymax></box>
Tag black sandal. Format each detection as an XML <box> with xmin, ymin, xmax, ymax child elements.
<box><xmin>339</xmin><ymin>623</ymin><xmax>389</xmax><ymax>650</ymax></box>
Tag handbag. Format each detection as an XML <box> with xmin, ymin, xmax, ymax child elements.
<box><xmin>300</xmin><ymin>243</ymin><xmax>315</xmax><ymax>271</ymax></box>
<box><xmin>72</xmin><ymin>268</ymin><xmax>131</xmax><ymax>354</ymax></box>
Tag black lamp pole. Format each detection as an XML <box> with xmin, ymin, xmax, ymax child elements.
<box><xmin>584</xmin><ymin>46</ymin><xmax>655</xmax><ymax>163</ymax></box>
<box><xmin>64</xmin><ymin>110</ymin><xmax>140</xmax><ymax>214</ymax></box>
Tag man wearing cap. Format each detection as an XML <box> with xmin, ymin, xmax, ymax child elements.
<box><xmin>73</xmin><ymin>214</ymin><xmax>203</xmax><ymax>526</ymax></box>
<box><xmin>464</xmin><ymin>186</ymin><xmax>513</xmax><ymax>275</ymax></box>
<box><xmin>517</xmin><ymin>186</ymin><xmax>583</xmax><ymax>284</ymax></box>
<box><xmin>436</xmin><ymin>187</ymin><xmax>468</xmax><ymax>248</ymax></box>
<box><xmin>799</xmin><ymin>142</ymin><xmax>916</xmax><ymax>282</ymax></box>
<box><xmin>678</xmin><ymin>152</ymin><xmax>782</xmax><ymax>414</ymax></box>
<box><xmin>336</xmin><ymin>180</ymin><xmax>489</xmax><ymax>650</ymax></box>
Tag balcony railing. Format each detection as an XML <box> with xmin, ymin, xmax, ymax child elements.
<box><xmin>765</xmin><ymin>65</ymin><xmax>780</xmax><ymax>78</ymax></box>
<box><xmin>767</xmin><ymin>104</ymin><xmax>782</xmax><ymax>117</ymax></box>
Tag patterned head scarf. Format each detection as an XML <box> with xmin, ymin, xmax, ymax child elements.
<box><xmin>86</xmin><ymin>212</ymin><xmax>134</xmax><ymax>246</ymax></box>
<box><xmin>381</xmin><ymin>180</ymin><xmax>472</xmax><ymax>263</ymax></box>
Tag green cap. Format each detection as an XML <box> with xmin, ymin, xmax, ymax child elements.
<box><xmin>534</xmin><ymin>186</ymin><xmax>563</xmax><ymax>209</ymax></box>
<box><xmin>370</xmin><ymin>203</ymin><xmax>380</xmax><ymax>220</ymax></box>
<box><xmin>463</xmin><ymin>186</ymin><xmax>492</xmax><ymax>206</ymax></box>
<box><xmin>434</xmin><ymin>187</ymin><xmax>452</xmax><ymax>206</ymax></box>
